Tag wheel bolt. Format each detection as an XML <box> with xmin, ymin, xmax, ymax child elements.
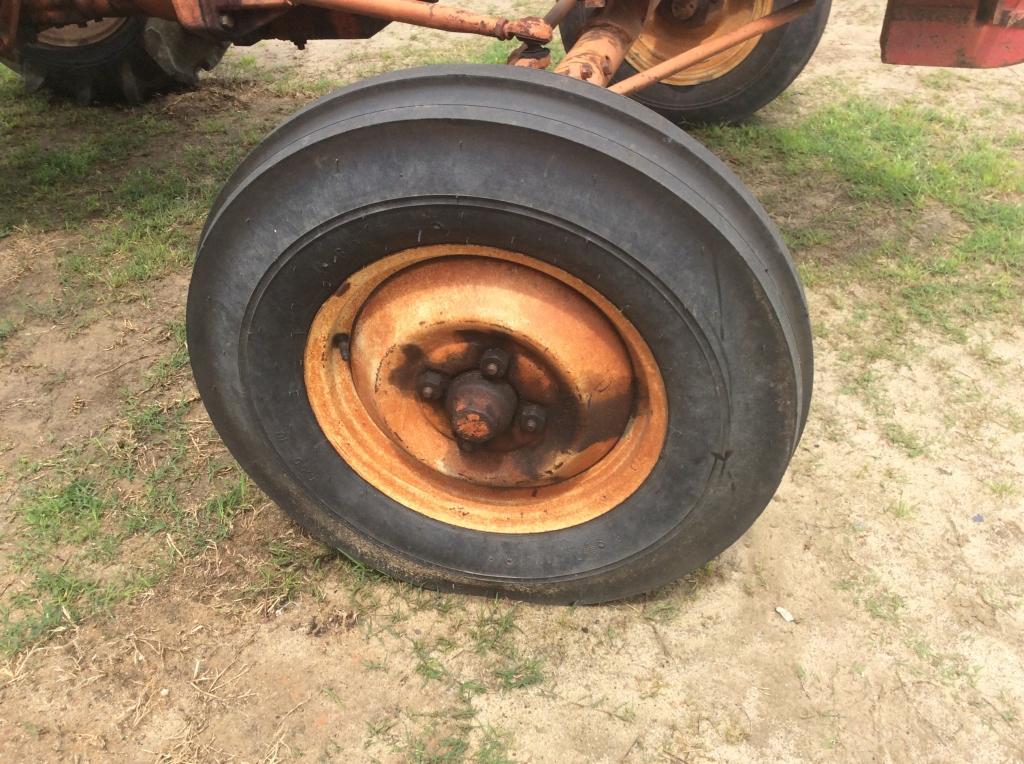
<box><xmin>416</xmin><ymin>369</ymin><xmax>448</xmax><ymax>401</ymax></box>
<box><xmin>518</xmin><ymin>403</ymin><xmax>547</xmax><ymax>434</ymax></box>
<box><xmin>479</xmin><ymin>347</ymin><xmax>510</xmax><ymax>379</ymax></box>
<box><xmin>671</xmin><ymin>0</ymin><xmax>699</xmax><ymax>20</ymax></box>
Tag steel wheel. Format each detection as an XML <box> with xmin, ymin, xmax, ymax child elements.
<box><xmin>628</xmin><ymin>0</ymin><xmax>771</xmax><ymax>87</ymax></box>
<box><xmin>560</xmin><ymin>0</ymin><xmax>831</xmax><ymax>124</ymax></box>
<box><xmin>304</xmin><ymin>244</ymin><xmax>667</xmax><ymax>534</ymax></box>
<box><xmin>188</xmin><ymin>65</ymin><xmax>812</xmax><ymax>603</ymax></box>
<box><xmin>35</xmin><ymin>19</ymin><xmax>128</xmax><ymax>47</ymax></box>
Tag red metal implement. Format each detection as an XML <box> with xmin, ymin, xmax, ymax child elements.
<box><xmin>881</xmin><ymin>0</ymin><xmax>1024</xmax><ymax>67</ymax></box>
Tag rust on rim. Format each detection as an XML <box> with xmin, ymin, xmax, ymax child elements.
<box><xmin>36</xmin><ymin>18</ymin><xmax>127</xmax><ymax>46</ymax></box>
<box><xmin>627</xmin><ymin>0</ymin><xmax>771</xmax><ymax>87</ymax></box>
<box><xmin>304</xmin><ymin>245</ymin><xmax>667</xmax><ymax>534</ymax></box>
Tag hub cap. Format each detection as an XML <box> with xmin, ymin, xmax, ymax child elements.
<box><xmin>628</xmin><ymin>0</ymin><xmax>771</xmax><ymax>86</ymax></box>
<box><xmin>305</xmin><ymin>245</ymin><xmax>668</xmax><ymax>533</ymax></box>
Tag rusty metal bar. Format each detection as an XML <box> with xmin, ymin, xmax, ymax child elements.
<box><xmin>226</xmin><ymin>0</ymin><xmax>552</xmax><ymax>41</ymax></box>
<box><xmin>610</xmin><ymin>0</ymin><xmax>815</xmax><ymax>95</ymax></box>
<box><xmin>554</xmin><ymin>0</ymin><xmax>650</xmax><ymax>85</ymax></box>
<box><xmin>541</xmin><ymin>0</ymin><xmax>579</xmax><ymax>27</ymax></box>
<box><xmin>19</xmin><ymin>0</ymin><xmax>550</xmax><ymax>42</ymax></box>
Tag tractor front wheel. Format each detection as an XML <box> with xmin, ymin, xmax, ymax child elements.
<box><xmin>187</xmin><ymin>65</ymin><xmax>812</xmax><ymax>603</ymax></box>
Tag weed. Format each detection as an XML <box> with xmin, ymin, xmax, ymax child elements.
<box><xmin>986</xmin><ymin>480</ymin><xmax>1018</xmax><ymax>500</ymax></box>
<box><xmin>885</xmin><ymin>498</ymin><xmax>916</xmax><ymax>519</ymax></box>
<box><xmin>471</xmin><ymin>601</ymin><xmax>518</xmax><ymax>655</ymax></box>
<box><xmin>884</xmin><ymin>423</ymin><xmax>927</xmax><ymax>457</ymax></box>
<box><xmin>414</xmin><ymin>640</ymin><xmax>448</xmax><ymax>683</ymax></box>
<box><xmin>147</xmin><ymin>320</ymin><xmax>190</xmax><ymax>384</ymax></box>
<box><xmin>0</xmin><ymin>317</ymin><xmax>15</xmax><ymax>345</ymax></box>
<box><xmin>322</xmin><ymin>687</ymin><xmax>344</xmax><ymax>706</ymax></box>
<box><xmin>458</xmin><ymin>680</ymin><xmax>488</xmax><ymax>702</ymax></box>
<box><xmin>474</xmin><ymin>726</ymin><xmax>514</xmax><ymax>764</ymax></box>
<box><xmin>493</xmin><ymin>656</ymin><xmax>543</xmax><ymax>690</ymax></box>
<box><xmin>643</xmin><ymin>600</ymin><xmax>681</xmax><ymax>623</ymax></box>
<box><xmin>865</xmin><ymin>592</ymin><xmax>905</xmax><ymax>622</ymax></box>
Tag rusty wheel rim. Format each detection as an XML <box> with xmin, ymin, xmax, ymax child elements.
<box><xmin>36</xmin><ymin>18</ymin><xmax>127</xmax><ymax>47</ymax></box>
<box><xmin>627</xmin><ymin>0</ymin><xmax>771</xmax><ymax>87</ymax></box>
<box><xmin>304</xmin><ymin>245</ymin><xmax>668</xmax><ymax>534</ymax></box>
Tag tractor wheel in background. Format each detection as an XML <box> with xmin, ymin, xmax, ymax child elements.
<box><xmin>560</xmin><ymin>0</ymin><xmax>831</xmax><ymax>124</ymax></box>
<box><xmin>187</xmin><ymin>65</ymin><xmax>812</xmax><ymax>604</ymax></box>
<box><xmin>8</xmin><ymin>17</ymin><xmax>226</xmax><ymax>105</ymax></box>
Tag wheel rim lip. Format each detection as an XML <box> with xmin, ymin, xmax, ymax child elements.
<box><xmin>626</xmin><ymin>0</ymin><xmax>771</xmax><ymax>87</ymax></box>
<box><xmin>36</xmin><ymin>18</ymin><xmax>128</xmax><ymax>47</ymax></box>
<box><xmin>304</xmin><ymin>244</ymin><xmax>669</xmax><ymax>534</ymax></box>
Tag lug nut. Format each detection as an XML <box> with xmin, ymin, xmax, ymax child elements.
<box><xmin>671</xmin><ymin>0</ymin><xmax>699</xmax><ymax>20</ymax></box>
<box><xmin>416</xmin><ymin>369</ymin><xmax>448</xmax><ymax>401</ymax></box>
<box><xmin>518</xmin><ymin>403</ymin><xmax>547</xmax><ymax>434</ymax></box>
<box><xmin>479</xmin><ymin>347</ymin><xmax>511</xmax><ymax>379</ymax></box>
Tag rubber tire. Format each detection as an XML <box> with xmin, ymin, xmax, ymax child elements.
<box><xmin>188</xmin><ymin>65</ymin><xmax>812</xmax><ymax>604</ymax></box>
<box><xmin>10</xmin><ymin>18</ymin><xmax>226</xmax><ymax>105</ymax></box>
<box><xmin>559</xmin><ymin>0</ymin><xmax>831</xmax><ymax>124</ymax></box>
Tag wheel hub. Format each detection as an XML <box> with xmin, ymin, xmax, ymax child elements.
<box><xmin>417</xmin><ymin>347</ymin><xmax>552</xmax><ymax>450</ymax></box>
<box><xmin>346</xmin><ymin>255</ymin><xmax>635</xmax><ymax>489</ymax></box>
<box><xmin>445</xmin><ymin>369</ymin><xmax>518</xmax><ymax>445</ymax></box>
<box><xmin>36</xmin><ymin>18</ymin><xmax>127</xmax><ymax>47</ymax></box>
<box><xmin>628</xmin><ymin>0</ymin><xmax>770</xmax><ymax>86</ymax></box>
<box><xmin>304</xmin><ymin>244</ymin><xmax>667</xmax><ymax>533</ymax></box>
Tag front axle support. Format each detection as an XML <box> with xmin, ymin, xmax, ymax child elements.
<box><xmin>3</xmin><ymin>0</ymin><xmax>817</xmax><ymax>93</ymax></box>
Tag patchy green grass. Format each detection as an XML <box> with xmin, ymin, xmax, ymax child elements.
<box><xmin>700</xmin><ymin>96</ymin><xmax>1024</xmax><ymax>339</ymax></box>
<box><xmin>0</xmin><ymin>337</ymin><xmax>258</xmax><ymax>655</ymax></box>
<box><xmin>0</xmin><ymin>67</ymin><xmax>274</xmax><ymax>310</ymax></box>
<box><xmin>699</xmin><ymin>94</ymin><xmax>1023</xmax><ymax>447</ymax></box>
<box><xmin>2</xmin><ymin>454</ymin><xmax>253</xmax><ymax>654</ymax></box>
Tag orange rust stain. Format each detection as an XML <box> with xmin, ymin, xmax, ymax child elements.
<box><xmin>455</xmin><ymin>412</ymin><xmax>491</xmax><ymax>440</ymax></box>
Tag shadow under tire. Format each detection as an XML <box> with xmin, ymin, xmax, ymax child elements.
<box><xmin>560</xmin><ymin>0</ymin><xmax>831</xmax><ymax>124</ymax></box>
<box><xmin>187</xmin><ymin>65</ymin><xmax>812</xmax><ymax>604</ymax></box>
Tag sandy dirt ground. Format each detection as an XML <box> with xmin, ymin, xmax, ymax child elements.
<box><xmin>1</xmin><ymin>0</ymin><xmax>1022</xmax><ymax>761</ymax></box>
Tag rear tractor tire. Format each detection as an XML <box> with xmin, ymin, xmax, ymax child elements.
<box><xmin>8</xmin><ymin>17</ymin><xmax>226</xmax><ymax>105</ymax></box>
<box><xmin>187</xmin><ymin>65</ymin><xmax>812</xmax><ymax>604</ymax></box>
<box><xmin>560</xmin><ymin>0</ymin><xmax>831</xmax><ymax>124</ymax></box>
